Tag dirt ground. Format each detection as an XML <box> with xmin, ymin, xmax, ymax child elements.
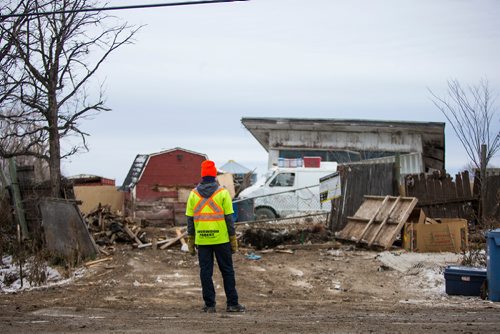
<box><xmin>1</xmin><ymin>225</ymin><xmax>500</xmax><ymax>334</ymax></box>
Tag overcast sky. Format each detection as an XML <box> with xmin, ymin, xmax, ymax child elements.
<box><xmin>60</xmin><ymin>0</ymin><xmax>500</xmax><ymax>184</ymax></box>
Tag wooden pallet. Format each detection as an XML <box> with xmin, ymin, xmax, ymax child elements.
<box><xmin>336</xmin><ymin>195</ymin><xmax>418</xmax><ymax>249</ymax></box>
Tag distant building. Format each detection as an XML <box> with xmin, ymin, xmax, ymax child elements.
<box><xmin>241</xmin><ymin>117</ymin><xmax>445</xmax><ymax>172</ymax></box>
<box><xmin>122</xmin><ymin>147</ymin><xmax>207</xmax><ymax>202</ymax></box>
<box><xmin>220</xmin><ymin>160</ymin><xmax>257</xmax><ymax>183</ymax></box>
<box><xmin>220</xmin><ymin>160</ymin><xmax>257</xmax><ymax>194</ymax></box>
<box><xmin>68</xmin><ymin>174</ymin><xmax>116</xmax><ymax>187</ymax></box>
<box><xmin>68</xmin><ymin>174</ymin><xmax>123</xmax><ymax>214</ymax></box>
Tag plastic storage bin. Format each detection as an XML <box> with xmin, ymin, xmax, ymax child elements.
<box><xmin>487</xmin><ymin>228</ymin><xmax>500</xmax><ymax>302</ymax></box>
<box><xmin>444</xmin><ymin>265</ymin><xmax>487</xmax><ymax>296</ymax></box>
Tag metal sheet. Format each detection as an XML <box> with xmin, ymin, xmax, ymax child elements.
<box><xmin>40</xmin><ymin>199</ymin><xmax>98</xmax><ymax>260</ymax></box>
<box><xmin>341</xmin><ymin>152</ymin><xmax>424</xmax><ymax>175</ymax></box>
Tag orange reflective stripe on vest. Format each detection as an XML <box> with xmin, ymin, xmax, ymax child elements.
<box><xmin>192</xmin><ymin>188</ymin><xmax>225</xmax><ymax>221</ymax></box>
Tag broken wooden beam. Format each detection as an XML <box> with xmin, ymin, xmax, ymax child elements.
<box><xmin>160</xmin><ymin>231</ymin><xmax>188</xmax><ymax>250</ymax></box>
<box><xmin>137</xmin><ymin>238</ymin><xmax>171</xmax><ymax>249</ymax></box>
<box><xmin>176</xmin><ymin>228</ymin><xmax>188</xmax><ymax>252</ymax></box>
<box><xmin>123</xmin><ymin>224</ymin><xmax>144</xmax><ymax>246</ymax></box>
<box><xmin>84</xmin><ymin>257</ymin><xmax>112</xmax><ymax>267</ymax></box>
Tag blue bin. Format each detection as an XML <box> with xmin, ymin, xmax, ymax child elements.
<box><xmin>487</xmin><ymin>228</ymin><xmax>500</xmax><ymax>302</ymax></box>
<box><xmin>232</xmin><ymin>202</ymin><xmax>238</xmax><ymax>222</ymax></box>
<box><xmin>444</xmin><ymin>266</ymin><xmax>487</xmax><ymax>296</ymax></box>
<box><xmin>234</xmin><ymin>198</ymin><xmax>254</xmax><ymax>222</ymax></box>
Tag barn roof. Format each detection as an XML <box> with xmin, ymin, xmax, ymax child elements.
<box><xmin>121</xmin><ymin>147</ymin><xmax>208</xmax><ymax>191</ymax></box>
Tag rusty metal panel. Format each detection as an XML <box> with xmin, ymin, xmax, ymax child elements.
<box><xmin>336</xmin><ymin>195</ymin><xmax>418</xmax><ymax>249</ymax></box>
<box><xmin>40</xmin><ymin>199</ymin><xmax>98</xmax><ymax>260</ymax></box>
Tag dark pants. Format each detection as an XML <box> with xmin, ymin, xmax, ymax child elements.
<box><xmin>197</xmin><ymin>242</ymin><xmax>239</xmax><ymax>307</ymax></box>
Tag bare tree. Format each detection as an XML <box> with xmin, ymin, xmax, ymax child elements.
<box><xmin>429</xmin><ymin>79</ymin><xmax>500</xmax><ymax>220</ymax></box>
<box><xmin>0</xmin><ymin>0</ymin><xmax>140</xmax><ymax>197</ymax></box>
<box><xmin>0</xmin><ymin>2</ymin><xmax>25</xmax><ymax>107</ymax></box>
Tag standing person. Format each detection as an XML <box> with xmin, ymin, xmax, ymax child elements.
<box><xmin>186</xmin><ymin>160</ymin><xmax>246</xmax><ymax>313</ymax></box>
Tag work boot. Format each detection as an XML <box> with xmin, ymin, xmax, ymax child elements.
<box><xmin>226</xmin><ymin>304</ymin><xmax>246</xmax><ymax>312</ymax></box>
<box><xmin>203</xmin><ymin>305</ymin><xmax>216</xmax><ymax>313</ymax></box>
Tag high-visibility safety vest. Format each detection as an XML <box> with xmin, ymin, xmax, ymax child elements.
<box><xmin>186</xmin><ymin>186</ymin><xmax>234</xmax><ymax>245</ymax></box>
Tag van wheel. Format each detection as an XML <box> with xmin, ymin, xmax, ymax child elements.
<box><xmin>255</xmin><ymin>207</ymin><xmax>277</xmax><ymax>220</ymax></box>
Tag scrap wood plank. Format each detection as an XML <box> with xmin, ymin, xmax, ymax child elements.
<box><xmin>98</xmin><ymin>247</ymin><xmax>111</xmax><ymax>256</ymax></box>
<box><xmin>336</xmin><ymin>195</ymin><xmax>418</xmax><ymax>250</ymax></box>
<box><xmin>372</xmin><ymin>197</ymin><xmax>418</xmax><ymax>248</ymax></box>
<box><xmin>275</xmin><ymin>249</ymin><xmax>294</xmax><ymax>254</ymax></box>
<box><xmin>176</xmin><ymin>228</ymin><xmax>187</xmax><ymax>247</ymax></box>
<box><xmin>123</xmin><ymin>224</ymin><xmax>144</xmax><ymax>246</ymax></box>
<box><xmin>84</xmin><ymin>257</ymin><xmax>112</xmax><ymax>267</ymax></box>
<box><xmin>367</xmin><ymin>196</ymin><xmax>401</xmax><ymax>246</ymax></box>
<box><xmin>137</xmin><ymin>238</ymin><xmax>171</xmax><ymax>249</ymax></box>
<box><xmin>356</xmin><ymin>195</ymin><xmax>390</xmax><ymax>244</ymax></box>
<box><xmin>425</xmin><ymin>217</ymin><xmax>440</xmax><ymax>224</ymax></box>
<box><xmin>160</xmin><ymin>231</ymin><xmax>188</xmax><ymax>250</ymax></box>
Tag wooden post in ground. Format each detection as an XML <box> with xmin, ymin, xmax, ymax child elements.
<box><xmin>8</xmin><ymin>158</ymin><xmax>29</xmax><ymax>240</ymax></box>
<box><xmin>480</xmin><ymin>144</ymin><xmax>487</xmax><ymax>223</ymax></box>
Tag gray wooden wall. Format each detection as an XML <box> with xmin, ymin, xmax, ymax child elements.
<box><xmin>330</xmin><ymin>163</ymin><xmax>395</xmax><ymax>232</ymax></box>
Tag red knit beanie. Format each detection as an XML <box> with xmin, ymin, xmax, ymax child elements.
<box><xmin>201</xmin><ymin>160</ymin><xmax>217</xmax><ymax>177</ymax></box>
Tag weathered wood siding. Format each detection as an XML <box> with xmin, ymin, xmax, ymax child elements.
<box><xmin>473</xmin><ymin>171</ymin><xmax>500</xmax><ymax>220</ymax></box>
<box><xmin>330</xmin><ymin>163</ymin><xmax>395</xmax><ymax>231</ymax></box>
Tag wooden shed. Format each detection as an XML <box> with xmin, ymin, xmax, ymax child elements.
<box><xmin>241</xmin><ymin>117</ymin><xmax>445</xmax><ymax>172</ymax></box>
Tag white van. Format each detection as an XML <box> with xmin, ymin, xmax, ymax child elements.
<box><xmin>237</xmin><ymin>164</ymin><xmax>337</xmax><ymax>219</ymax></box>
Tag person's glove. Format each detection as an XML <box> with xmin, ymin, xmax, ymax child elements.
<box><xmin>229</xmin><ymin>235</ymin><xmax>238</xmax><ymax>254</ymax></box>
<box><xmin>187</xmin><ymin>235</ymin><xmax>196</xmax><ymax>256</ymax></box>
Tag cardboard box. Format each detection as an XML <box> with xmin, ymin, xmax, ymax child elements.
<box><xmin>402</xmin><ymin>217</ymin><xmax>468</xmax><ymax>253</ymax></box>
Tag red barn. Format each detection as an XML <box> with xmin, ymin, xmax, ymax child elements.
<box><xmin>122</xmin><ymin>147</ymin><xmax>207</xmax><ymax>202</ymax></box>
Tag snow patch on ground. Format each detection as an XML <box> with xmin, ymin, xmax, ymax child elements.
<box><xmin>0</xmin><ymin>255</ymin><xmax>85</xmax><ymax>293</ymax></box>
<box><xmin>377</xmin><ymin>251</ymin><xmax>462</xmax><ymax>298</ymax></box>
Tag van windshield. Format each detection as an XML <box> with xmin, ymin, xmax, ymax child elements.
<box><xmin>269</xmin><ymin>172</ymin><xmax>295</xmax><ymax>187</ymax></box>
<box><xmin>264</xmin><ymin>170</ymin><xmax>277</xmax><ymax>184</ymax></box>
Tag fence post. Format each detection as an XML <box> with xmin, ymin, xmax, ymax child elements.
<box><xmin>480</xmin><ymin>144</ymin><xmax>487</xmax><ymax>222</ymax></box>
<box><xmin>394</xmin><ymin>153</ymin><xmax>401</xmax><ymax>195</ymax></box>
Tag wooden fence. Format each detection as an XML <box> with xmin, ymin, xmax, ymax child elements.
<box><xmin>330</xmin><ymin>163</ymin><xmax>395</xmax><ymax>232</ymax></box>
<box><xmin>329</xmin><ymin>166</ymin><xmax>487</xmax><ymax>232</ymax></box>
<box><xmin>404</xmin><ymin>170</ymin><xmax>477</xmax><ymax>219</ymax></box>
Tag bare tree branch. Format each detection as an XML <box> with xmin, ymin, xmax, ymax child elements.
<box><xmin>429</xmin><ymin>79</ymin><xmax>500</xmax><ymax>170</ymax></box>
<box><xmin>1</xmin><ymin>0</ymin><xmax>140</xmax><ymax>196</ymax></box>
<box><xmin>429</xmin><ymin>78</ymin><xmax>500</xmax><ymax>222</ymax></box>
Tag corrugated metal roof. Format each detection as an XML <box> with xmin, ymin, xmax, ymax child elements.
<box><xmin>219</xmin><ymin>160</ymin><xmax>252</xmax><ymax>174</ymax></box>
<box><xmin>340</xmin><ymin>152</ymin><xmax>425</xmax><ymax>175</ymax></box>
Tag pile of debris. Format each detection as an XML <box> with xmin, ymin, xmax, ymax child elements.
<box><xmin>85</xmin><ymin>205</ymin><xmax>147</xmax><ymax>247</ymax></box>
<box><xmin>239</xmin><ymin>215</ymin><xmax>332</xmax><ymax>250</ymax></box>
<box><xmin>84</xmin><ymin>205</ymin><xmax>188</xmax><ymax>251</ymax></box>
